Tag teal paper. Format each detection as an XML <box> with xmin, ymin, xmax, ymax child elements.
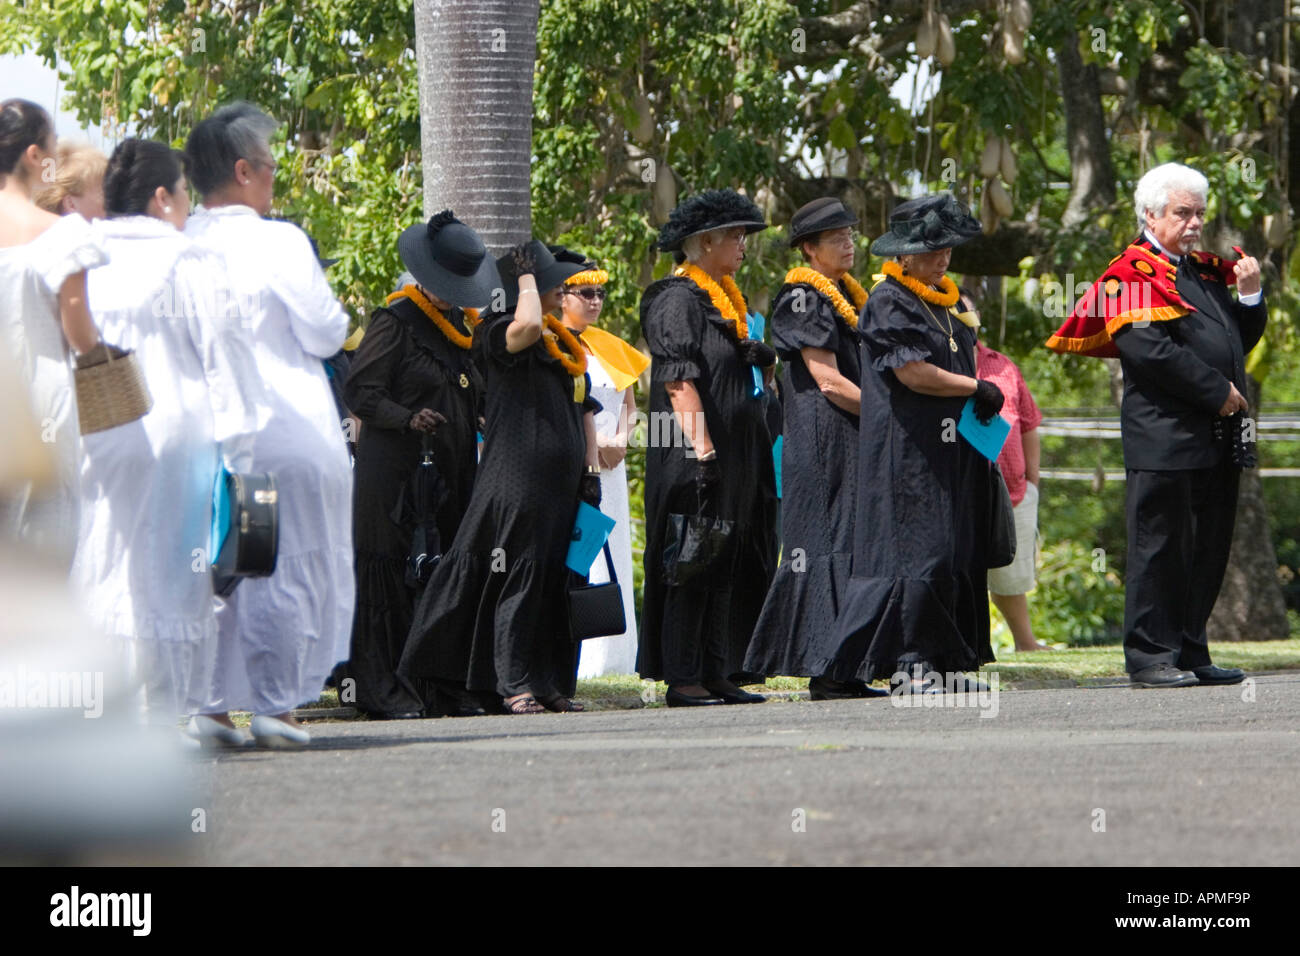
<box><xmin>957</xmin><ymin>397</ymin><xmax>1011</xmax><ymax>462</ymax></box>
<box><xmin>747</xmin><ymin>311</ymin><xmax>766</xmax><ymax>397</ymax></box>
<box><xmin>566</xmin><ymin>501</ymin><xmax>616</xmax><ymax>575</ymax></box>
<box><xmin>209</xmin><ymin>465</ymin><xmax>231</xmax><ymax>564</ymax></box>
<box><xmin>773</xmin><ymin>435</ymin><xmax>783</xmax><ymax>499</ymax></box>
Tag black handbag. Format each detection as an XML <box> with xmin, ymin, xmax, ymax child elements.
<box><xmin>212</xmin><ymin>469</ymin><xmax>280</xmax><ymax>597</ymax></box>
<box><xmin>568</xmin><ymin>543</ymin><xmax>627</xmax><ymax>641</ymax></box>
<box><xmin>988</xmin><ymin>465</ymin><xmax>1017</xmax><ymax>570</ymax></box>
<box><xmin>662</xmin><ymin>506</ymin><xmax>736</xmax><ymax>589</ymax></box>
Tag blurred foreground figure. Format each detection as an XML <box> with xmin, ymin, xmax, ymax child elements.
<box><xmin>0</xmin><ymin>351</ymin><xmax>198</xmax><ymax>864</ymax></box>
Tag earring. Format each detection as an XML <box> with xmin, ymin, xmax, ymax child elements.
<box><xmin>163</xmin><ymin>205</ymin><xmax>172</xmax><ymax>213</ymax></box>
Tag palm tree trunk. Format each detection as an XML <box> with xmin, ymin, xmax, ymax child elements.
<box><xmin>413</xmin><ymin>0</ymin><xmax>539</xmax><ymax>255</ymax></box>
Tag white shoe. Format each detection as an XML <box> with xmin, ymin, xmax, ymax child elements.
<box><xmin>187</xmin><ymin>714</ymin><xmax>248</xmax><ymax>749</ymax></box>
<box><xmin>250</xmin><ymin>714</ymin><xmax>310</xmax><ymax>750</ymax></box>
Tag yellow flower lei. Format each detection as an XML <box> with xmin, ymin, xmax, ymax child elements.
<box><xmin>882</xmin><ymin>260</ymin><xmax>959</xmax><ymax>306</ymax></box>
<box><xmin>541</xmin><ymin>313</ymin><xmax>588</xmax><ymax>376</ymax></box>
<box><xmin>783</xmin><ymin>267</ymin><xmax>869</xmax><ymax>328</ymax></box>
<box><xmin>386</xmin><ymin>284</ymin><xmax>478</xmax><ymax>350</ymax></box>
<box><xmin>674</xmin><ymin>263</ymin><xmax>749</xmax><ymax>340</ymax></box>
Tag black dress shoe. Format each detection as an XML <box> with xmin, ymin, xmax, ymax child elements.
<box><xmin>809</xmin><ymin>677</ymin><xmax>890</xmax><ymax>700</ymax></box>
<box><xmin>703</xmin><ymin>682</ymin><xmax>766</xmax><ymax>704</ymax></box>
<box><xmin>1130</xmin><ymin>664</ymin><xmax>1199</xmax><ymax>688</ymax></box>
<box><xmin>1191</xmin><ymin>665</ymin><xmax>1245</xmax><ymax>685</ymax></box>
<box><xmin>666</xmin><ymin>687</ymin><xmax>726</xmax><ymax>707</ymax></box>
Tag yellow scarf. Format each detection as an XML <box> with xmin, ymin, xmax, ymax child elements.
<box><xmin>674</xmin><ymin>263</ymin><xmax>749</xmax><ymax>340</ymax></box>
<box><xmin>567</xmin><ymin>323</ymin><xmax>649</xmax><ymax>393</ymax></box>
<box><xmin>386</xmin><ymin>284</ymin><xmax>479</xmax><ymax>349</ymax></box>
<box><xmin>879</xmin><ymin>261</ymin><xmax>979</xmax><ymax>328</ymax></box>
<box><xmin>783</xmin><ymin>267</ymin><xmax>869</xmax><ymax>328</ymax></box>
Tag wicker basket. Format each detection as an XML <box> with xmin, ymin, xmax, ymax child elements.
<box><xmin>75</xmin><ymin>347</ymin><xmax>153</xmax><ymax>435</ymax></box>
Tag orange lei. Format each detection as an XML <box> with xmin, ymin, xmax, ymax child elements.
<box><xmin>674</xmin><ymin>263</ymin><xmax>749</xmax><ymax>340</ymax></box>
<box><xmin>784</xmin><ymin>267</ymin><xmax>869</xmax><ymax>328</ymax></box>
<box><xmin>386</xmin><ymin>284</ymin><xmax>478</xmax><ymax>350</ymax></box>
<box><xmin>541</xmin><ymin>313</ymin><xmax>588</xmax><ymax>376</ymax></box>
<box><xmin>882</xmin><ymin>260</ymin><xmax>959</xmax><ymax>306</ymax></box>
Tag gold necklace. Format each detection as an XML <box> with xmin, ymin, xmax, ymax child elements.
<box><xmin>923</xmin><ymin>300</ymin><xmax>960</xmax><ymax>353</ymax></box>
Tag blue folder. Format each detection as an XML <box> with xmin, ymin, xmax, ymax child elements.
<box><xmin>747</xmin><ymin>312</ymin><xmax>766</xmax><ymax>398</ymax></box>
<box><xmin>957</xmin><ymin>397</ymin><xmax>1012</xmax><ymax>462</ymax></box>
<box><xmin>209</xmin><ymin>465</ymin><xmax>232</xmax><ymax>564</ymax></box>
<box><xmin>566</xmin><ymin>501</ymin><xmax>616</xmax><ymax>575</ymax></box>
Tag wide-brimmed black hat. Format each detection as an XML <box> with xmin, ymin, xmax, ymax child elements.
<box><xmin>657</xmin><ymin>189</ymin><xmax>768</xmax><ymax>252</ymax></box>
<box><xmin>397</xmin><ymin>210</ymin><xmax>500</xmax><ymax>308</ymax></box>
<box><xmin>788</xmin><ymin>197</ymin><xmax>859</xmax><ymax>247</ymax></box>
<box><xmin>869</xmin><ymin>192</ymin><xmax>982</xmax><ymax>257</ymax></box>
<box><xmin>494</xmin><ymin>239</ymin><xmax>586</xmax><ymax>309</ymax></box>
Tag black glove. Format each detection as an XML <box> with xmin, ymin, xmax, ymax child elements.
<box><xmin>510</xmin><ymin>241</ymin><xmax>537</xmax><ymax>277</ymax></box>
<box><xmin>738</xmin><ymin>339</ymin><xmax>776</xmax><ymax>368</ymax></box>
<box><xmin>579</xmin><ymin>473</ymin><xmax>602</xmax><ymax>508</ymax></box>
<box><xmin>408</xmin><ymin>408</ymin><xmax>447</xmax><ymax>434</ymax></box>
<box><xmin>695</xmin><ymin>456</ymin><xmax>721</xmax><ymax>508</ymax></box>
<box><xmin>972</xmin><ymin>379</ymin><xmax>1005</xmax><ymax>424</ymax></box>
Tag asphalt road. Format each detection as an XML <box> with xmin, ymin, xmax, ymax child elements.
<box><xmin>186</xmin><ymin>674</ymin><xmax>1300</xmax><ymax>866</ymax></box>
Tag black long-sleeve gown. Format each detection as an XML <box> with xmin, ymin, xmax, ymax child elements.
<box><xmin>744</xmin><ymin>281</ymin><xmax>862</xmax><ymax>677</ymax></box>
<box><xmin>342</xmin><ymin>296</ymin><xmax>484</xmax><ymax>716</ymax></box>
<box><xmin>829</xmin><ymin>275</ymin><xmax>997</xmax><ymax>680</ymax></box>
<box><xmin>398</xmin><ymin>311</ymin><xmax>597</xmax><ymax>702</ymax></box>
<box><xmin>638</xmin><ymin>277</ymin><xmax>778</xmax><ymax>685</ymax></box>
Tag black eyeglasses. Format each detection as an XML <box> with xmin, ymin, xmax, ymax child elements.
<box><xmin>567</xmin><ymin>287</ymin><xmax>607</xmax><ymax>301</ymax></box>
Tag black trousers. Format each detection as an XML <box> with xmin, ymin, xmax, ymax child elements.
<box><xmin>1123</xmin><ymin>459</ymin><xmax>1239</xmax><ymax>673</ymax></box>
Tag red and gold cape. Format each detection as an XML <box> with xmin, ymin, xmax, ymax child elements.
<box><xmin>1045</xmin><ymin>235</ymin><xmax>1238</xmax><ymax>358</ymax></box>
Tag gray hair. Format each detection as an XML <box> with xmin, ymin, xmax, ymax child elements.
<box><xmin>681</xmin><ymin>228</ymin><xmax>727</xmax><ymax>264</ymax></box>
<box><xmin>184</xmin><ymin>101</ymin><xmax>278</xmax><ymax>197</ymax></box>
<box><xmin>1134</xmin><ymin>162</ymin><xmax>1208</xmax><ymax>228</ymax></box>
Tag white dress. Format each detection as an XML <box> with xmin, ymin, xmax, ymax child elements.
<box><xmin>0</xmin><ymin>214</ymin><xmax>108</xmax><ymax>567</ymax></box>
<box><xmin>184</xmin><ymin>206</ymin><xmax>354</xmax><ymax>715</ymax></box>
<box><xmin>576</xmin><ymin>351</ymin><xmax>640</xmax><ymax>677</ymax></box>
<box><xmin>73</xmin><ymin>216</ymin><xmax>261</xmax><ymax>723</ymax></box>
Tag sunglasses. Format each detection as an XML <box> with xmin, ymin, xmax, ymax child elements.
<box><xmin>567</xmin><ymin>287</ymin><xmax>607</xmax><ymax>301</ymax></box>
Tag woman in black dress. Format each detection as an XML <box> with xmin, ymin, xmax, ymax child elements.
<box><xmin>831</xmin><ymin>193</ymin><xmax>1006</xmax><ymax>692</ymax></box>
<box><xmin>343</xmin><ymin>211</ymin><xmax>498</xmax><ymax>718</ymax></box>
<box><xmin>639</xmin><ymin>189</ymin><xmax>779</xmax><ymax>707</ymax></box>
<box><xmin>398</xmin><ymin>241</ymin><xmax>601</xmax><ymax>714</ymax></box>
<box><xmin>743</xmin><ymin>197</ymin><xmax>887</xmax><ymax>700</ymax></box>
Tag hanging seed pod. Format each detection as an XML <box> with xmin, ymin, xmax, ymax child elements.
<box><xmin>633</xmin><ymin>90</ymin><xmax>655</xmax><ymax>144</ymax></box>
<box><xmin>980</xmin><ymin>136</ymin><xmax>1002</xmax><ymax>179</ymax></box>
<box><xmin>916</xmin><ymin>12</ymin><xmax>937</xmax><ymax>59</ymax></box>
<box><xmin>652</xmin><ymin>163</ymin><xmax>677</xmax><ymax>224</ymax></box>
<box><xmin>999</xmin><ymin>139</ymin><xmax>1018</xmax><ymax>184</ymax></box>
<box><xmin>1010</xmin><ymin>0</ymin><xmax>1033</xmax><ymax>32</ymax></box>
<box><xmin>989</xmin><ymin>178</ymin><xmax>1014</xmax><ymax>218</ymax></box>
<box><xmin>981</xmin><ymin>188</ymin><xmax>999</xmax><ymax>234</ymax></box>
<box><xmin>1003</xmin><ymin>25</ymin><xmax>1026</xmax><ymax>64</ymax></box>
<box><xmin>1265</xmin><ymin>208</ymin><xmax>1291</xmax><ymax>248</ymax></box>
<box><xmin>936</xmin><ymin>14</ymin><xmax>956</xmax><ymax>66</ymax></box>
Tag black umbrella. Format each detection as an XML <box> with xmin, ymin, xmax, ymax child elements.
<box><xmin>393</xmin><ymin>433</ymin><xmax>448</xmax><ymax>589</ymax></box>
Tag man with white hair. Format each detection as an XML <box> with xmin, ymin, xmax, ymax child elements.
<box><xmin>1047</xmin><ymin>162</ymin><xmax>1265</xmax><ymax>688</ymax></box>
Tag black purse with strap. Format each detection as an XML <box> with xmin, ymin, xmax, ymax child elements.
<box><xmin>568</xmin><ymin>542</ymin><xmax>626</xmax><ymax>641</ymax></box>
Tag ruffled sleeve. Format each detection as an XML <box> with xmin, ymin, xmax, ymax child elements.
<box><xmin>772</xmin><ymin>284</ymin><xmax>839</xmax><ymax>354</ymax></box>
<box><xmin>860</xmin><ymin>280</ymin><xmax>933</xmax><ymax>371</ymax></box>
<box><xmin>30</xmin><ymin>214</ymin><xmax>108</xmax><ymax>294</ymax></box>
<box><xmin>644</xmin><ymin>283</ymin><xmax>705</xmax><ymax>383</ymax></box>
<box><xmin>581</xmin><ymin>371</ymin><xmax>603</xmax><ymax>416</ymax></box>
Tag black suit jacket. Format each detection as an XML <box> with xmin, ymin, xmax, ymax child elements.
<box><xmin>1113</xmin><ymin>252</ymin><xmax>1266</xmax><ymax>471</ymax></box>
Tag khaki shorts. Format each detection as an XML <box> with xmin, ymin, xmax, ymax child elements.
<box><xmin>988</xmin><ymin>481</ymin><xmax>1038</xmax><ymax>596</ymax></box>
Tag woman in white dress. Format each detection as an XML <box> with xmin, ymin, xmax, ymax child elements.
<box><xmin>556</xmin><ymin>254</ymin><xmax>649</xmax><ymax>677</ymax></box>
<box><xmin>74</xmin><ymin>139</ymin><xmax>260</xmax><ymax>727</ymax></box>
<box><xmin>183</xmin><ymin>102</ymin><xmax>353</xmax><ymax>749</ymax></box>
<box><xmin>0</xmin><ymin>100</ymin><xmax>106</xmax><ymax>567</ymax></box>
